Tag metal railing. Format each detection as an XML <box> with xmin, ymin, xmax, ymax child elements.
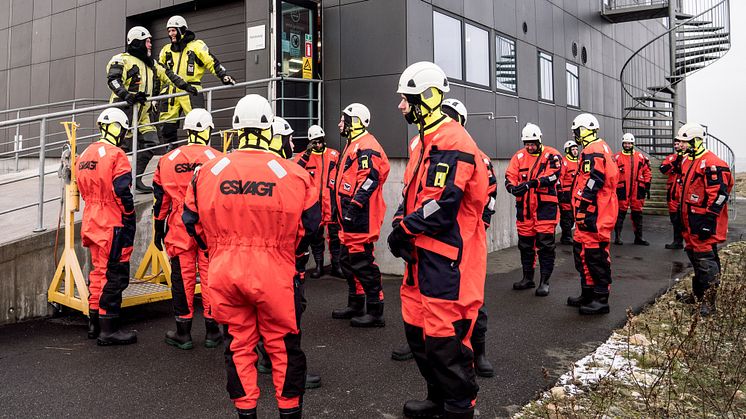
<box><xmin>602</xmin><ymin>0</ymin><xmax>670</xmax><ymax>11</ymax></box>
<box><xmin>705</xmin><ymin>132</ymin><xmax>737</xmax><ymax>219</ymax></box>
<box><xmin>0</xmin><ymin>76</ymin><xmax>322</xmax><ymax>232</ymax></box>
<box><xmin>0</xmin><ymin>98</ymin><xmax>109</xmax><ymax>172</ymax></box>
<box><xmin>619</xmin><ymin>0</ymin><xmax>730</xmax><ymax>156</ymax></box>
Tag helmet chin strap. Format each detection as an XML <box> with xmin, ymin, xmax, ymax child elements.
<box><xmin>687</xmin><ymin>138</ymin><xmax>705</xmax><ymax>157</ymax></box>
<box><xmin>187</xmin><ymin>128</ymin><xmax>211</xmax><ymax>145</ymax></box>
<box><xmin>238</xmin><ymin>128</ymin><xmax>272</xmax><ymax>150</ymax></box>
<box><xmin>574</xmin><ymin>128</ymin><xmax>598</xmax><ymax>147</ymax></box>
<box><xmin>99</xmin><ymin>123</ymin><xmax>125</xmax><ymax>146</ymax></box>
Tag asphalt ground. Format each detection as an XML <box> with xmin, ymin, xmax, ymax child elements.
<box><xmin>1</xmin><ymin>205</ymin><xmax>745</xmax><ymax>419</ymax></box>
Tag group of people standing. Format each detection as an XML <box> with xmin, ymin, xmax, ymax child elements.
<box><xmin>73</xmin><ymin>22</ymin><xmax>733</xmax><ymax>417</ymax></box>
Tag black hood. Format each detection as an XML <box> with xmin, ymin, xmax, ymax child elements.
<box><xmin>171</xmin><ymin>30</ymin><xmax>195</xmax><ymax>53</ymax></box>
<box><xmin>127</xmin><ymin>40</ymin><xmax>154</xmax><ymax>67</ymax></box>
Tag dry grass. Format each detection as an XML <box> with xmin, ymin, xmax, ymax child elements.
<box><xmin>517</xmin><ymin>241</ymin><xmax>746</xmax><ymax>418</ymax></box>
<box><xmin>736</xmin><ymin>173</ymin><xmax>746</xmax><ymax>198</ymax></box>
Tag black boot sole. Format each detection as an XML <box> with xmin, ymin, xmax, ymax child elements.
<box><xmin>331</xmin><ymin>311</ymin><xmax>364</xmax><ymax>319</ymax></box>
<box><xmin>350</xmin><ymin>320</ymin><xmax>385</xmax><ymax>328</ymax></box>
<box><xmin>391</xmin><ymin>351</ymin><xmax>414</xmax><ymax>361</ymax></box>
<box><xmin>475</xmin><ymin>367</ymin><xmax>495</xmax><ymax>378</ymax></box>
<box><xmin>165</xmin><ymin>337</ymin><xmax>194</xmax><ymax>350</ymax></box>
<box><xmin>97</xmin><ymin>336</ymin><xmax>137</xmax><ymax>346</ymax></box>
<box><xmin>204</xmin><ymin>338</ymin><xmax>223</xmax><ymax>348</ymax></box>
<box><xmin>579</xmin><ymin>306</ymin><xmax>610</xmax><ymax>315</ymax></box>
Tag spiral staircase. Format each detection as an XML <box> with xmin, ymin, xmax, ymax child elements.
<box><xmin>602</xmin><ymin>0</ymin><xmax>734</xmax><ymax>216</ymax></box>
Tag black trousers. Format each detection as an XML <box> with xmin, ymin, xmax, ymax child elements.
<box><xmin>518</xmin><ymin>233</ymin><xmax>556</xmax><ymax>276</ymax></box>
<box><xmin>339</xmin><ymin>243</ymin><xmax>383</xmax><ymax>302</ymax></box>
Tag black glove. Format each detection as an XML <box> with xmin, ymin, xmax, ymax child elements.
<box><xmin>388</xmin><ymin>225</ymin><xmax>415</xmax><ymax>264</ymax></box>
<box><xmin>510</xmin><ymin>182</ymin><xmax>529</xmax><ymax>197</ymax></box>
<box><xmin>527</xmin><ymin>179</ymin><xmax>539</xmax><ymax>189</ymax></box>
<box><xmin>221</xmin><ymin>75</ymin><xmax>236</xmax><ymax>85</ymax></box>
<box><xmin>154</xmin><ymin>219</ymin><xmax>166</xmax><ymax>251</ymax></box>
<box><xmin>125</xmin><ymin>92</ymin><xmax>147</xmax><ymax>106</ymax></box>
<box><xmin>697</xmin><ymin>214</ymin><xmax>717</xmax><ymax>240</ymax></box>
<box><xmin>306</xmin><ymin>140</ymin><xmax>317</xmax><ymax>153</ymax></box>
<box><xmin>185</xmin><ymin>85</ymin><xmax>199</xmax><ymax>95</ymax></box>
<box><xmin>343</xmin><ymin>203</ymin><xmax>361</xmax><ymax>223</ymax></box>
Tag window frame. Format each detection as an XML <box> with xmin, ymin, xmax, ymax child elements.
<box><xmin>537</xmin><ymin>50</ymin><xmax>554</xmax><ymax>103</ymax></box>
<box><xmin>432</xmin><ymin>10</ymin><xmax>463</xmax><ymax>81</ymax></box>
<box><xmin>432</xmin><ymin>8</ymin><xmax>492</xmax><ymax>90</ymax></box>
<box><xmin>566</xmin><ymin>61</ymin><xmax>580</xmax><ymax>109</ymax></box>
<box><xmin>494</xmin><ymin>32</ymin><xmax>518</xmax><ymax>95</ymax></box>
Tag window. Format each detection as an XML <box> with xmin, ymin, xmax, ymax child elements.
<box><xmin>465</xmin><ymin>24</ymin><xmax>489</xmax><ymax>86</ymax></box>
<box><xmin>538</xmin><ymin>51</ymin><xmax>554</xmax><ymax>102</ymax></box>
<box><xmin>495</xmin><ymin>35</ymin><xmax>516</xmax><ymax>93</ymax></box>
<box><xmin>566</xmin><ymin>62</ymin><xmax>580</xmax><ymax>108</ymax></box>
<box><xmin>433</xmin><ymin>11</ymin><xmax>462</xmax><ymax>80</ymax></box>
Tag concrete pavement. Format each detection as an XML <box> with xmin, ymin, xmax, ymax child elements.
<box><xmin>0</xmin><ymin>209</ymin><xmax>744</xmax><ymax>418</ymax></box>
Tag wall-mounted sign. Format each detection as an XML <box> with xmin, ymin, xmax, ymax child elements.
<box><xmin>302</xmin><ymin>56</ymin><xmax>312</xmax><ymax>79</ymax></box>
<box><xmin>247</xmin><ymin>25</ymin><xmax>265</xmax><ymax>51</ymax></box>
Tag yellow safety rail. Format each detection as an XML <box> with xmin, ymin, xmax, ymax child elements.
<box><xmin>222</xmin><ymin>129</ymin><xmax>239</xmax><ymax>153</ymax></box>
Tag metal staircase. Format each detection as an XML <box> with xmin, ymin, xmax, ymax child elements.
<box><xmin>612</xmin><ymin>0</ymin><xmax>731</xmax><ymax>158</ymax></box>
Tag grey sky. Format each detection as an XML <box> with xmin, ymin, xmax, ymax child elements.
<box><xmin>687</xmin><ymin>1</ymin><xmax>745</xmax><ymax>169</ymax></box>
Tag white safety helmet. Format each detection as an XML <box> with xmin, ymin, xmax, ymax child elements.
<box><xmin>167</xmin><ymin>15</ymin><xmax>188</xmax><ymax>29</ymax></box>
<box><xmin>675</xmin><ymin>122</ymin><xmax>706</xmax><ymax>142</ymax></box>
<box><xmin>442</xmin><ymin>98</ymin><xmax>468</xmax><ymax>124</ymax></box>
<box><xmin>342</xmin><ymin>103</ymin><xmax>371</xmax><ymax>127</ymax></box>
<box><xmin>571</xmin><ymin>113</ymin><xmax>600</xmax><ymax>131</ymax></box>
<box><xmin>563</xmin><ymin>140</ymin><xmax>578</xmax><ymax>150</ymax></box>
<box><xmin>97</xmin><ymin>107</ymin><xmax>130</xmax><ymax>130</ymax></box>
<box><xmin>621</xmin><ymin>133</ymin><xmax>635</xmax><ymax>144</ymax></box>
<box><xmin>272</xmin><ymin>116</ymin><xmax>294</xmax><ymax>137</ymax></box>
<box><xmin>397</xmin><ymin>61</ymin><xmax>450</xmax><ymax>95</ymax></box>
<box><xmin>232</xmin><ymin>94</ymin><xmax>274</xmax><ymax>130</ymax></box>
<box><xmin>521</xmin><ymin>123</ymin><xmax>543</xmax><ymax>142</ymax></box>
<box><xmin>183</xmin><ymin>108</ymin><xmax>214</xmax><ymax>132</ymax></box>
<box><xmin>126</xmin><ymin>26</ymin><xmax>152</xmax><ymax>44</ymax></box>
<box><xmin>308</xmin><ymin>124</ymin><xmax>325</xmax><ymax>141</ymax></box>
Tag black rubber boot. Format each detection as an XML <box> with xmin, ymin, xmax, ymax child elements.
<box><xmin>97</xmin><ymin>314</ymin><xmax>137</xmax><ymax>346</ymax></box>
<box><xmin>535</xmin><ymin>273</ymin><xmax>550</xmax><ymax>297</ymax></box>
<box><xmin>279</xmin><ymin>406</ymin><xmax>302</xmax><ymax>419</ymax></box>
<box><xmin>613</xmin><ymin>228</ymin><xmax>623</xmax><ymax>245</ymax></box>
<box><xmin>579</xmin><ymin>292</ymin><xmax>610</xmax><ymax>315</ymax></box>
<box><xmin>237</xmin><ymin>408</ymin><xmax>257</xmax><ymax>419</ymax></box>
<box><xmin>306</xmin><ymin>372</ymin><xmax>322</xmax><ymax>389</ymax></box>
<box><xmin>675</xmin><ymin>290</ymin><xmax>697</xmax><ymax>305</ymax></box>
<box><xmin>330</xmin><ymin>262</ymin><xmax>345</xmax><ymax>278</ymax></box>
<box><xmin>665</xmin><ymin>241</ymin><xmax>684</xmax><ymax>250</ymax></box>
<box><xmin>512</xmin><ymin>270</ymin><xmax>535</xmax><ymax>290</ymax></box>
<box><xmin>310</xmin><ymin>256</ymin><xmax>323</xmax><ymax>279</ymax></box>
<box><xmin>256</xmin><ymin>341</ymin><xmax>272</xmax><ymax>374</ymax></box>
<box><xmin>560</xmin><ymin>234</ymin><xmax>573</xmax><ymax>245</ymax></box>
<box><xmin>391</xmin><ymin>343</ymin><xmax>414</xmax><ymax>361</ymax></box>
<box><xmin>332</xmin><ymin>294</ymin><xmax>365</xmax><ymax>319</ymax></box>
<box><xmin>444</xmin><ymin>407</ymin><xmax>474</xmax><ymax>419</ymax></box>
<box><xmin>204</xmin><ymin>318</ymin><xmax>223</xmax><ymax>348</ymax></box>
<box><xmin>403</xmin><ymin>385</ymin><xmax>444</xmax><ymax>418</ymax></box>
<box><xmin>632</xmin><ymin>211</ymin><xmax>649</xmax><ymax>246</ymax></box>
<box><xmin>87</xmin><ymin>309</ymin><xmax>100</xmax><ymax>339</ymax></box>
<box><xmin>567</xmin><ymin>287</ymin><xmax>594</xmax><ymax>307</ymax></box>
<box><xmin>473</xmin><ymin>340</ymin><xmax>494</xmax><ymax>378</ymax></box>
<box><xmin>165</xmin><ymin>317</ymin><xmax>193</xmax><ymax>350</ymax></box>
<box><xmin>351</xmin><ymin>301</ymin><xmax>385</xmax><ymax>328</ymax></box>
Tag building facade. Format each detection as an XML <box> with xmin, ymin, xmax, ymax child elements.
<box><xmin>0</xmin><ymin>0</ymin><xmax>685</xmax><ymax>273</ymax></box>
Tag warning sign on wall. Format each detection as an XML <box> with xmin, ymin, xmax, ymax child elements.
<box><xmin>302</xmin><ymin>57</ymin><xmax>312</xmax><ymax>79</ymax></box>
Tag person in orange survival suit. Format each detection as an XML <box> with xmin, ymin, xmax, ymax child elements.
<box><xmin>566</xmin><ymin>113</ymin><xmax>619</xmax><ymax>315</ymax></box>
<box><xmin>295</xmin><ymin>124</ymin><xmax>343</xmax><ymax>279</ymax></box>
<box><xmin>389</xmin><ymin>97</ymin><xmax>497</xmax><ymax>379</ymax></box>
<box><xmin>152</xmin><ymin>108</ymin><xmax>222</xmax><ymax>350</ymax></box>
<box><xmin>331</xmin><ymin>102</ymin><xmax>390</xmax><ymax>328</ymax></box>
<box><xmin>388</xmin><ymin>61</ymin><xmax>488</xmax><ymax>419</ymax></box>
<box><xmin>505</xmin><ymin>123</ymin><xmax>562</xmax><ymax>297</ymax></box>
<box><xmin>77</xmin><ymin>107</ymin><xmax>138</xmax><ymax>346</ymax></box>
<box><xmin>659</xmin><ymin>138</ymin><xmax>686</xmax><ymax>250</ymax></box>
<box><xmin>612</xmin><ymin>133</ymin><xmax>652</xmax><ymax>246</ymax></box>
<box><xmin>558</xmin><ymin>140</ymin><xmax>579</xmax><ymax>245</ymax></box>
<box><xmin>675</xmin><ymin>122</ymin><xmax>733</xmax><ymax>316</ymax></box>
<box><xmin>183</xmin><ymin>94</ymin><xmax>320</xmax><ymax>419</ymax></box>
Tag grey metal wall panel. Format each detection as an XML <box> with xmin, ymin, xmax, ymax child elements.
<box><xmin>578</xmin><ymin>21</ymin><xmax>591</xmax><ymax>63</ymax></box>
<box><xmin>33</xmin><ymin>0</ymin><xmax>51</xmax><ymax>19</ymax></box>
<box><xmin>340</xmin><ymin>0</ymin><xmax>406</xmax><ymax>79</ymax></box>
<box><xmin>49</xmin><ymin>57</ymin><xmax>75</xmax><ymax>102</ymax></box>
<box><xmin>603</xmin><ymin>74</ymin><xmax>616</xmax><ymax>118</ymax></box>
<box><xmin>564</xmin><ymin>0</ymin><xmax>578</xmax><ymax>16</ymax></box>
<box><xmin>95</xmin><ymin>0</ymin><xmax>126</xmax><ymax>52</ymax></box>
<box><xmin>31</xmin><ymin>16</ymin><xmax>51</xmax><ymax>65</ymax></box>
<box><xmin>340</xmin><ymin>74</ymin><xmax>408</xmax><ymax>158</ymax></box>
<box><xmin>93</xmin><ymin>47</ymin><xmax>119</xmax><ymax>100</ymax></box>
<box><xmin>245</xmin><ymin>0</ymin><xmax>268</xmax><ymax>20</ymax></box>
<box><xmin>464</xmin><ymin>0</ymin><xmax>493</xmax><ymax>28</ymax></box>
<box><xmin>592</xmin><ymin>70</ymin><xmax>603</xmax><ymax>115</ymax></box>
<box><xmin>10</xmin><ymin>21</ymin><xmax>32</xmax><ymax>68</ymax></box>
<box><xmin>77</xmin><ymin>0</ymin><xmax>97</xmax><ymax>5</ymax></box>
<box><xmin>322</xmin><ymin>6</ymin><xmax>341</xmax><ymax>81</ymax></box>
<box><xmin>563</xmin><ymin>13</ymin><xmax>578</xmax><ymax>60</ymax></box>
<box><xmin>494</xmin><ymin>94</ymin><xmax>519</xmax><ymax>158</ymax></box>
<box><xmin>50</xmin><ymin>9</ymin><xmax>76</xmax><ymax>60</ymax></box>
<box><xmin>74</xmin><ymin>52</ymin><xmax>94</xmax><ymax>98</ymax></box>
<box><xmin>10</xmin><ymin>0</ymin><xmax>33</xmax><ymax>26</ymax></box>
<box><xmin>0</xmin><ymin>70</ymin><xmax>7</xmax><ymax>108</ymax></box>
<box><xmin>323</xmin><ymin>0</ymin><xmax>340</xmax><ymax>7</ymax></box>
<box><xmin>322</xmin><ymin>79</ymin><xmax>341</xmax><ymax>151</ymax></box>
<box><xmin>535</xmin><ymin>0</ymin><xmax>553</xmax><ymax>53</ymax></box>
<box><xmin>516</xmin><ymin>40</ymin><xmax>537</xmax><ymax>101</ymax></box>
<box><xmin>602</xmin><ymin>34</ymin><xmax>614</xmax><ymax>77</ymax></box>
<box><xmin>52</xmin><ymin>0</ymin><xmax>77</xmax><ymax>14</ymax></box>
<box><xmin>0</xmin><ymin>29</ymin><xmax>7</xmax><ymax>69</ymax></box>
<box><xmin>406</xmin><ymin>0</ymin><xmax>433</xmax><ymax>65</ymax></box>
<box><xmin>494</xmin><ymin>0</ymin><xmax>517</xmax><ymax>37</ymax></box>
<box><xmin>0</xmin><ymin>0</ymin><xmax>10</xmax><ymax>30</ymax></box>
<box><xmin>465</xmin><ymin>87</ymin><xmax>497</xmax><ymax>156</ymax></box>
<box><xmin>8</xmin><ymin>67</ymin><xmax>30</xmax><ymax>108</ymax></box>
<box><xmin>554</xmin><ymin>106</ymin><xmax>568</xmax><ymax>145</ymax></box>
<box><xmin>518</xmin><ymin>97</ymin><xmax>538</xmax><ymax>129</ymax></box>
<box><xmin>552</xmin><ymin>4</ymin><xmax>564</xmax><ymax>58</ymax></box>
<box><xmin>579</xmin><ymin>65</ymin><xmax>592</xmax><ymax>112</ymax></box>
<box><xmin>75</xmin><ymin>3</ymin><xmax>96</xmax><ymax>55</ymax></box>
<box><xmin>537</xmin><ymin>101</ymin><xmax>556</xmax><ymax>148</ymax></box>
<box><xmin>516</xmin><ymin>0</ymin><xmax>536</xmax><ymax>46</ymax></box>
<box><xmin>29</xmin><ymin>62</ymin><xmax>50</xmax><ymax>106</ymax></box>
<box><xmin>589</xmin><ymin>27</ymin><xmax>602</xmax><ymax>73</ymax></box>
<box><xmin>432</xmin><ymin>0</ymin><xmax>463</xmax><ymax>15</ymax></box>
<box><xmin>553</xmin><ymin>55</ymin><xmax>566</xmax><ymax>107</ymax></box>
<box><xmin>126</xmin><ymin>0</ymin><xmax>158</xmax><ymax>16</ymax></box>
